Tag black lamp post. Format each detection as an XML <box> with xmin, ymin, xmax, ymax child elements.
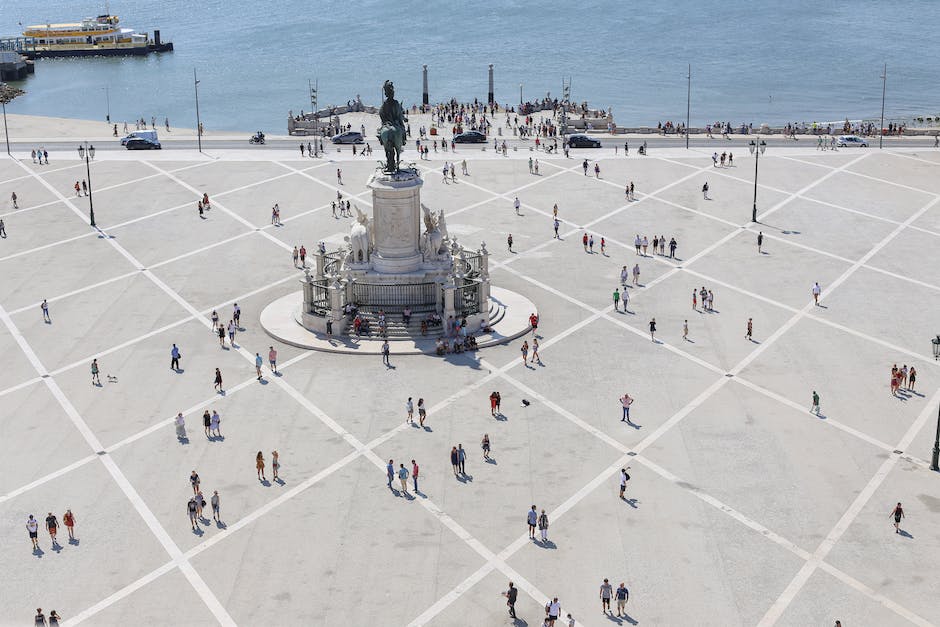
<box><xmin>748</xmin><ymin>139</ymin><xmax>767</xmax><ymax>222</ymax></box>
<box><xmin>77</xmin><ymin>142</ymin><xmax>96</xmax><ymax>227</ymax></box>
<box><xmin>931</xmin><ymin>335</ymin><xmax>940</xmax><ymax>471</ymax></box>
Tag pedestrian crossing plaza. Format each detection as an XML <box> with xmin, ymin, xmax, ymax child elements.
<box><xmin>2</xmin><ymin>144</ymin><xmax>940</xmax><ymax>626</ymax></box>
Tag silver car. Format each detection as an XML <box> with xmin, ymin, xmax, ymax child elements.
<box><xmin>837</xmin><ymin>135</ymin><xmax>868</xmax><ymax>147</ymax></box>
<box><xmin>331</xmin><ymin>131</ymin><xmax>364</xmax><ymax>144</ymax></box>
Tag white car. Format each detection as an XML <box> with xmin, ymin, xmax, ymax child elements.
<box><xmin>837</xmin><ymin>135</ymin><xmax>868</xmax><ymax>147</ymax></box>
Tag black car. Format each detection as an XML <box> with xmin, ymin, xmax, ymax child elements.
<box><xmin>567</xmin><ymin>134</ymin><xmax>601</xmax><ymax>148</ymax></box>
<box><xmin>125</xmin><ymin>137</ymin><xmax>162</xmax><ymax>150</ymax></box>
<box><xmin>453</xmin><ymin>130</ymin><xmax>486</xmax><ymax>143</ymax></box>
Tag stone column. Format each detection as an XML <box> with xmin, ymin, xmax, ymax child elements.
<box><xmin>422</xmin><ymin>65</ymin><xmax>429</xmax><ymax>106</ymax></box>
<box><xmin>488</xmin><ymin>64</ymin><xmax>494</xmax><ymax>105</ymax></box>
<box><xmin>329</xmin><ymin>279</ymin><xmax>347</xmax><ymax>334</ymax></box>
<box><xmin>443</xmin><ymin>282</ymin><xmax>456</xmax><ymax>324</ymax></box>
<box><xmin>367</xmin><ymin>170</ymin><xmax>424</xmax><ymax>274</ymax></box>
<box><xmin>315</xmin><ymin>250</ymin><xmax>326</xmax><ymax>279</ymax></box>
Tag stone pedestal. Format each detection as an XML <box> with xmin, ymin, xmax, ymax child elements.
<box><xmin>367</xmin><ymin>170</ymin><xmax>424</xmax><ymax>273</ymax></box>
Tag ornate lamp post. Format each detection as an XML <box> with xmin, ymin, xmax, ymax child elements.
<box><xmin>748</xmin><ymin>139</ymin><xmax>767</xmax><ymax>222</ymax></box>
<box><xmin>76</xmin><ymin>142</ymin><xmax>96</xmax><ymax>227</ymax></box>
<box><xmin>931</xmin><ymin>335</ymin><xmax>940</xmax><ymax>471</ymax></box>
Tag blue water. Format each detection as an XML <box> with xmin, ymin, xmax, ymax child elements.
<box><xmin>4</xmin><ymin>0</ymin><xmax>938</xmax><ymax>132</ymax></box>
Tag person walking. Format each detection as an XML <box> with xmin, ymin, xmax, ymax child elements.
<box><xmin>47</xmin><ymin>611</ymin><xmax>61</xmax><ymax>627</ymax></box>
<box><xmin>909</xmin><ymin>366</ymin><xmax>917</xmax><ymax>391</ymax></box>
<box><xmin>757</xmin><ymin>231</ymin><xmax>764</xmax><ymax>254</ymax></box>
<box><xmin>553</xmin><ymin>218</ymin><xmax>560</xmax><ymax>238</ymax></box>
<box><xmin>649</xmin><ymin>317</ymin><xmax>657</xmax><ymax>342</ymax></box>
<box><xmin>450</xmin><ymin>447</ymin><xmax>459</xmax><ymax>475</ymax></box>
<box><xmin>170</xmin><ymin>344</ymin><xmax>181</xmax><ymax>370</ymax></box>
<box><xmin>457</xmin><ymin>444</ymin><xmax>466</xmax><ymax>474</ymax></box>
<box><xmin>632</xmin><ymin>263</ymin><xmax>640</xmax><ymax>286</ymax></box>
<box><xmin>202</xmin><ymin>410</ymin><xmax>211</xmax><ymax>437</ymax></box>
<box><xmin>268</xmin><ymin>346</ymin><xmax>278</xmax><ymax>374</ymax></box>
<box><xmin>382</xmin><ymin>340</ymin><xmax>391</xmax><ymax>366</ymax></box>
<box><xmin>214</xmin><ymin>368</ymin><xmax>223</xmax><ymax>393</ymax></box>
<box><xmin>890</xmin><ymin>502</ymin><xmax>905</xmax><ymax>534</ymax></box>
<box><xmin>613</xmin><ymin>287</ymin><xmax>621</xmax><ymax>312</ymax></box>
<box><xmin>504</xmin><ymin>582</ymin><xmax>518</xmax><ymax>619</ymax></box>
<box><xmin>210</xmin><ymin>410</ymin><xmax>221</xmax><ymax>437</ymax></box>
<box><xmin>0</xmin><ymin>218</ymin><xmax>5</xmax><ymax>238</ymax></box>
<box><xmin>812</xmin><ymin>282</ymin><xmax>822</xmax><ymax>305</ymax></box>
<box><xmin>91</xmin><ymin>359</ymin><xmax>101</xmax><ymax>386</ymax></box>
<box><xmin>256</xmin><ymin>451</ymin><xmax>266</xmax><ymax>482</ymax></box>
<box><xmin>210</xmin><ymin>491</ymin><xmax>220</xmax><ymax>522</ymax></box>
<box><xmin>398</xmin><ymin>463</ymin><xmax>409</xmax><ymax>495</ymax></box>
<box><xmin>292</xmin><ymin>246</ymin><xmax>299</xmax><ymax>267</ymax></box>
<box><xmin>513</xmin><ymin>196</ymin><xmax>521</xmax><ymax>215</ymax></box>
<box><xmin>194</xmin><ymin>490</ymin><xmax>205</xmax><ymax>520</ymax></box>
<box><xmin>489</xmin><ymin>391</ymin><xmax>498</xmax><ymax>416</ymax></box>
<box><xmin>619</xmin><ymin>467</ymin><xmax>630</xmax><ymax>498</ymax></box>
<box><xmin>620</xmin><ymin>393</ymin><xmax>633</xmax><ymax>422</ymax></box>
<box><xmin>482</xmin><ymin>433</ymin><xmax>491</xmax><ymax>459</ymax></box>
<box><xmin>600</xmin><ymin>578</ymin><xmax>614</xmax><ymax>614</ymax></box>
<box><xmin>811</xmin><ymin>390</ymin><xmax>820</xmax><ymax>415</ymax></box>
<box><xmin>615</xmin><ymin>582</ymin><xmax>629</xmax><ymax>617</ymax></box>
<box><xmin>702</xmin><ymin>181</ymin><xmax>709</xmax><ymax>199</ymax></box>
<box><xmin>187</xmin><ymin>497</ymin><xmax>199</xmax><ymax>531</ymax></box>
<box><xmin>41</xmin><ymin>299</ymin><xmax>51</xmax><ymax>322</ymax></box>
<box><xmin>418</xmin><ymin>398</ymin><xmax>427</xmax><ymax>427</ymax></box>
<box><xmin>271</xmin><ymin>450</ymin><xmax>280</xmax><ymax>482</ymax></box>
<box><xmin>527</xmin><ymin>505</ymin><xmax>538</xmax><ymax>539</ymax></box>
<box><xmin>406</xmin><ymin>397</ymin><xmax>414</xmax><ymax>424</ymax></box>
<box><xmin>299</xmin><ymin>244</ymin><xmax>306</xmax><ymax>267</ymax></box>
<box><xmin>745</xmin><ymin>318</ymin><xmax>753</xmax><ymax>341</ymax></box>
<box><xmin>531</xmin><ymin>337</ymin><xmax>540</xmax><ymax>363</ymax></box>
<box><xmin>538</xmin><ymin>509</ymin><xmax>549</xmax><ymax>542</ymax></box>
<box><xmin>521</xmin><ymin>340</ymin><xmax>529</xmax><ymax>364</ymax></box>
<box><xmin>62</xmin><ymin>509</ymin><xmax>75</xmax><ymax>541</ymax></box>
<box><xmin>175</xmin><ymin>412</ymin><xmax>186</xmax><ymax>440</ymax></box>
<box><xmin>411</xmin><ymin>459</ymin><xmax>419</xmax><ymax>492</ymax></box>
<box><xmin>683</xmin><ymin>319</ymin><xmax>689</xmax><ymax>341</ymax></box>
<box><xmin>594</xmin><ymin>162</ymin><xmax>601</xmax><ymax>178</ymax></box>
<box><xmin>27</xmin><ymin>515</ymin><xmax>39</xmax><ymax>550</ymax></box>
<box><xmin>189</xmin><ymin>470</ymin><xmax>200</xmax><ymax>494</ymax></box>
<box><xmin>507</xmin><ymin>233</ymin><xmax>514</xmax><ymax>252</ymax></box>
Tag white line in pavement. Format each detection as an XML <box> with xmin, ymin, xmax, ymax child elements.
<box><xmin>0</xmin><ymin>302</ymin><xmax>235</xmax><ymax>627</ymax></box>
<box><xmin>758</xmin><ymin>386</ymin><xmax>940</xmax><ymax>626</ymax></box>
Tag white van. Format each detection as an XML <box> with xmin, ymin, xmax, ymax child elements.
<box><xmin>121</xmin><ymin>130</ymin><xmax>159</xmax><ymax>146</ymax></box>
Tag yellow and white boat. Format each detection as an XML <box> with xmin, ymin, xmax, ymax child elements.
<box><xmin>19</xmin><ymin>14</ymin><xmax>172</xmax><ymax>58</ymax></box>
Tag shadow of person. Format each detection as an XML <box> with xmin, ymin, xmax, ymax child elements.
<box><xmin>216</xmin><ymin>520</ymin><xmax>227</xmax><ymax>529</ymax></box>
<box><xmin>625</xmin><ymin>418</ymin><xmax>641</xmax><ymax>430</ymax></box>
<box><xmin>174</xmin><ymin>368</ymin><xmax>185</xmax><ymax>374</ymax></box>
<box><xmin>623</xmin><ymin>498</ymin><xmax>639</xmax><ymax>509</ymax></box>
<box><xmin>485</xmin><ymin>458</ymin><xmax>497</xmax><ymax>465</ymax></box>
<box><xmin>193</xmin><ymin>527</ymin><xmax>204</xmax><ymax>537</ymax></box>
<box><xmin>69</xmin><ymin>537</ymin><xmax>80</xmax><ymax>546</ymax></box>
<box><xmin>899</xmin><ymin>529</ymin><xmax>914</xmax><ymax>539</ymax></box>
<box><xmin>494</xmin><ymin>413</ymin><xmax>507</xmax><ymax>422</ymax></box>
<box><xmin>622</xmin><ymin>613</ymin><xmax>639</xmax><ymax>625</ymax></box>
<box><xmin>260</xmin><ymin>479</ymin><xmax>271</xmax><ymax>487</ymax></box>
<box><xmin>538</xmin><ymin>539</ymin><xmax>557</xmax><ymax>549</ymax></box>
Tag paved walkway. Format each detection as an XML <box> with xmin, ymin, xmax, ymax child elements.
<box><xmin>1</xmin><ymin>138</ymin><xmax>939</xmax><ymax>626</ymax></box>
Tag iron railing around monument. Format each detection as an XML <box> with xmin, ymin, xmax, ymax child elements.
<box><xmin>304</xmin><ymin>278</ymin><xmax>331</xmax><ymax>316</ymax></box>
<box><xmin>351</xmin><ymin>281</ymin><xmax>439</xmax><ymax>309</ymax></box>
<box><xmin>454</xmin><ymin>278</ymin><xmax>482</xmax><ymax>316</ymax></box>
<box><xmin>323</xmin><ymin>251</ymin><xmax>345</xmax><ymax>276</ymax></box>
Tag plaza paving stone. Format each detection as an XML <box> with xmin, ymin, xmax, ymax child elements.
<box><xmin>2</xmin><ymin>145</ymin><xmax>940</xmax><ymax>626</ymax></box>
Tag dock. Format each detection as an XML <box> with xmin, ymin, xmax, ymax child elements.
<box><xmin>0</xmin><ymin>50</ymin><xmax>34</xmax><ymax>80</ymax></box>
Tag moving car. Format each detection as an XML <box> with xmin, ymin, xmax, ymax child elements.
<box><xmin>120</xmin><ymin>130</ymin><xmax>158</xmax><ymax>146</ymax></box>
<box><xmin>567</xmin><ymin>133</ymin><xmax>602</xmax><ymax>148</ymax></box>
<box><xmin>453</xmin><ymin>130</ymin><xmax>486</xmax><ymax>143</ymax></box>
<box><xmin>331</xmin><ymin>131</ymin><xmax>364</xmax><ymax>144</ymax></box>
<box><xmin>836</xmin><ymin>135</ymin><xmax>868</xmax><ymax>147</ymax></box>
<box><xmin>125</xmin><ymin>137</ymin><xmax>161</xmax><ymax>150</ymax></box>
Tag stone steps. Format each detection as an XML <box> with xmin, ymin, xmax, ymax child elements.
<box><xmin>343</xmin><ymin>301</ymin><xmax>505</xmax><ymax>340</ymax></box>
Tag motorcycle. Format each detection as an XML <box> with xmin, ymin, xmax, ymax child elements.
<box><xmin>249</xmin><ymin>132</ymin><xmax>266</xmax><ymax>145</ymax></box>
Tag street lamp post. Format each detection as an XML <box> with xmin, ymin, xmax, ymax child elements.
<box><xmin>748</xmin><ymin>139</ymin><xmax>767</xmax><ymax>222</ymax></box>
<box><xmin>686</xmin><ymin>64</ymin><xmax>691</xmax><ymax>150</ymax></box>
<box><xmin>193</xmin><ymin>68</ymin><xmax>202</xmax><ymax>153</ymax></box>
<box><xmin>931</xmin><ymin>336</ymin><xmax>940</xmax><ymax>471</ymax></box>
<box><xmin>879</xmin><ymin>64</ymin><xmax>886</xmax><ymax>150</ymax></box>
<box><xmin>77</xmin><ymin>142</ymin><xmax>96</xmax><ymax>228</ymax></box>
<box><xmin>104</xmin><ymin>85</ymin><xmax>110</xmax><ymax>123</ymax></box>
<box><xmin>1</xmin><ymin>82</ymin><xmax>26</xmax><ymax>156</ymax></box>
<box><xmin>519</xmin><ymin>83</ymin><xmax>523</xmax><ymax>106</ymax></box>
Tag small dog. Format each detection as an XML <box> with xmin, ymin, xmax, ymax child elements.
<box><xmin>521</xmin><ymin>399</ymin><xmax>530</xmax><ymax>407</ymax></box>
<box><xmin>107</xmin><ymin>375</ymin><xmax>118</xmax><ymax>383</ymax></box>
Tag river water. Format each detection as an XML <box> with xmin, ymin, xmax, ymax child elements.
<box><xmin>4</xmin><ymin>0</ymin><xmax>939</xmax><ymax>132</ymax></box>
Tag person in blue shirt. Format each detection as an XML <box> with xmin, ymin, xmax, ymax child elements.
<box><xmin>398</xmin><ymin>464</ymin><xmax>409</xmax><ymax>495</ymax></box>
<box><xmin>386</xmin><ymin>460</ymin><xmax>394</xmax><ymax>488</ymax></box>
<box><xmin>255</xmin><ymin>353</ymin><xmax>263</xmax><ymax>380</ymax></box>
<box><xmin>170</xmin><ymin>344</ymin><xmax>181</xmax><ymax>370</ymax></box>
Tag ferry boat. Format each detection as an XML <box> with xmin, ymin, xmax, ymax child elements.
<box><xmin>17</xmin><ymin>14</ymin><xmax>172</xmax><ymax>58</ymax></box>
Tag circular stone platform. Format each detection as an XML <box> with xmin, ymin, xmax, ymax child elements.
<box><xmin>260</xmin><ymin>286</ymin><xmax>536</xmax><ymax>354</ymax></box>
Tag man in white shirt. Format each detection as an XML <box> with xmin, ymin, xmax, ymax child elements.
<box><xmin>548</xmin><ymin>598</ymin><xmax>561</xmax><ymax>625</ymax></box>
<box><xmin>26</xmin><ymin>515</ymin><xmax>39</xmax><ymax>550</ymax></box>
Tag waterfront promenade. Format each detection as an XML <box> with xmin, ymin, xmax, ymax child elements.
<box><xmin>1</xmin><ymin>121</ymin><xmax>940</xmax><ymax>626</ymax></box>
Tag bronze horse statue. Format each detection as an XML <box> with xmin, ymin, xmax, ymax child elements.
<box><xmin>377</xmin><ymin>80</ymin><xmax>407</xmax><ymax>173</ymax></box>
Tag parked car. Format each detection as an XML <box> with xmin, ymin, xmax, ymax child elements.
<box><xmin>453</xmin><ymin>130</ymin><xmax>487</xmax><ymax>143</ymax></box>
<box><xmin>567</xmin><ymin>134</ymin><xmax>602</xmax><ymax>148</ymax></box>
<box><xmin>837</xmin><ymin>135</ymin><xmax>868</xmax><ymax>147</ymax></box>
<box><xmin>331</xmin><ymin>131</ymin><xmax>364</xmax><ymax>144</ymax></box>
<box><xmin>120</xmin><ymin>130</ymin><xmax>159</xmax><ymax>146</ymax></box>
<box><xmin>125</xmin><ymin>137</ymin><xmax>161</xmax><ymax>150</ymax></box>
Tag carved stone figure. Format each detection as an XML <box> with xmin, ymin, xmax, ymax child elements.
<box><xmin>346</xmin><ymin>206</ymin><xmax>372</xmax><ymax>263</ymax></box>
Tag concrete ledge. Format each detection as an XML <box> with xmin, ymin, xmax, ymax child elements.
<box><xmin>259</xmin><ymin>286</ymin><xmax>535</xmax><ymax>355</ymax></box>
